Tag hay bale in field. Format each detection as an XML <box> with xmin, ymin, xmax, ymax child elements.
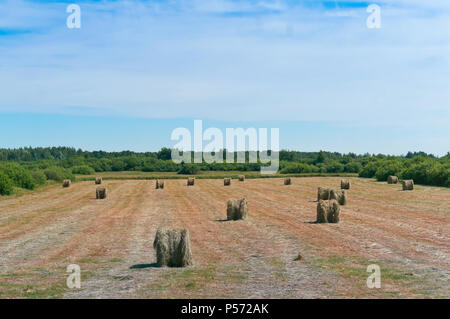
<box><xmin>187</xmin><ymin>178</ymin><xmax>195</xmax><ymax>186</ymax></box>
<box><xmin>96</xmin><ymin>187</ymin><xmax>107</xmax><ymax>199</ymax></box>
<box><xmin>284</xmin><ymin>177</ymin><xmax>291</xmax><ymax>185</ymax></box>
<box><xmin>224</xmin><ymin>178</ymin><xmax>231</xmax><ymax>186</ymax></box>
<box><xmin>402</xmin><ymin>180</ymin><xmax>414</xmax><ymax>191</ymax></box>
<box><xmin>95</xmin><ymin>177</ymin><xmax>102</xmax><ymax>185</ymax></box>
<box><xmin>153</xmin><ymin>228</ymin><xmax>192</xmax><ymax>267</ymax></box>
<box><xmin>62</xmin><ymin>179</ymin><xmax>71</xmax><ymax>188</ymax></box>
<box><xmin>316</xmin><ymin>199</ymin><xmax>340</xmax><ymax>223</ymax></box>
<box><xmin>341</xmin><ymin>179</ymin><xmax>350</xmax><ymax>190</ymax></box>
<box><xmin>227</xmin><ymin>198</ymin><xmax>248</xmax><ymax>221</ymax></box>
<box><xmin>156</xmin><ymin>179</ymin><xmax>165</xmax><ymax>189</ymax></box>
<box><xmin>317</xmin><ymin>187</ymin><xmax>331</xmax><ymax>201</ymax></box>
<box><xmin>238</xmin><ymin>175</ymin><xmax>245</xmax><ymax>182</ymax></box>
<box><xmin>387</xmin><ymin>176</ymin><xmax>398</xmax><ymax>184</ymax></box>
<box><xmin>330</xmin><ymin>189</ymin><xmax>347</xmax><ymax>206</ymax></box>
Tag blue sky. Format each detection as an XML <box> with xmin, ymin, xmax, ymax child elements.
<box><xmin>0</xmin><ymin>0</ymin><xmax>449</xmax><ymax>155</ymax></box>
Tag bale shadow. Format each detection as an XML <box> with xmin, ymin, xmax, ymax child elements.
<box><xmin>129</xmin><ymin>263</ymin><xmax>159</xmax><ymax>269</ymax></box>
<box><xmin>215</xmin><ymin>219</ymin><xmax>230</xmax><ymax>222</ymax></box>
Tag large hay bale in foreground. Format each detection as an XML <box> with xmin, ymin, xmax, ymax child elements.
<box><xmin>95</xmin><ymin>177</ymin><xmax>102</xmax><ymax>185</ymax></box>
<box><xmin>96</xmin><ymin>187</ymin><xmax>107</xmax><ymax>199</ymax></box>
<box><xmin>316</xmin><ymin>200</ymin><xmax>340</xmax><ymax>223</ymax></box>
<box><xmin>387</xmin><ymin>176</ymin><xmax>398</xmax><ymax>184</ymax></box>
<box><xmin>62</xmin><ymin>179</ymin><xmax>71</xmax><ymax>188</ymax></box>
<box><xmin>187</xmin><ymin>178</ymin><xmax>195</xmax><ymax>186</ymax></box>
<box><xmin>224</xmin><ymin>178</ymin><xmax>231</xmax><ymax>186</ymax></box>
<box><xmin>284</xmin><ymin>177</ymin><xmax>291</xmax><ymax>185</ymax></box>
<box><xmin>238</xmin><ymin>175</ymin><xmax>245</xmax><ymax>182</ymax></box>
<box><xmin>227</xmin><ymin>198</ymin><xmax>248</xmax><ymax>221</ymax></box>
<box><xmin>156</xmin><ymin>179</ymin><xmax>165</xmax><ymax>189</ymax></box>
<box><xmin>402</xmin><ymin>180</ymin><xmax>414</xmax><ymax>191</ymax></box>
<box><xmin>330</xmin><ymin>189</ymin><xmax>347</xmax><ymax>206</ymax></box>
<box><xmin>153</xmin><ymin>228</ymin><xmax>192</xmax><ymax>267</ymax></box>
<box><xmin>317</xmin><ymin>187</ymin><xmax>331</xmax><ymax>201</ymax></box>
<box><xmin>340</xmin><ymin>179</ymin><xmax>350</xmax><ymax>190</ymax></box>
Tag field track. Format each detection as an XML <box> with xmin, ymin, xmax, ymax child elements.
<box><xmin>0</xmin><ymin>177</ymin><xmax>449</xmax><ymax>298</ymax></box>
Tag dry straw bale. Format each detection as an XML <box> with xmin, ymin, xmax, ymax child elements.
<box><xmin>316</xmin><ymin>199</ymin><xmax>340</xmax><ymax>223</ymax></box>
<box><xmin>96</xmin><ymin>187</ymin><xmax>107</xmax><ymax>199</ymax></box>
<box><xmin>402</xmin><ymin>180</ymin><xmax>414</xmax><ymax>191</ymax></box>
<box><xmin>387</xmin><ymin>176</ymin><xmax>398</xmax><ymax>184</ymax></box>
<box><xmin>187</xmin><ymin>178</ymin><xmax>195</xmax><ymax>186</ymax></box>
<box><xmin>224</xmin><ymin>178</ymin><xmax>231</xmax><ymax>186</ymax></box>
<box><xmin>284</xmin><ymin>177</ymin><xmax>291</xmax><ymax>185</ymax></box>
<box><xmin>153</xmin><ymin>228</ymin><xmax>193</xmax><ymax>267</ymax></box>
<box><xmin>238</xmin><ymin>175</ymin><xmax>245</xmax><ymax>182</ymax></box>
<box><xmin>62</xmin><ymin>179</ymin><xmax>71</xmax><ymax>188</ymax></box>
<box><xmin>330</xmin><ymin>189</ymin><xmax>347</xmax><ymax>206</ymax></box>
<box><xmin>95</xmin><ymin>177</ymin><xmax>102</xmax><ymax>185</ymax></box>
<box><xmin>227</xmin><ymin>198</ymin><xmax>248</xmax><ymax>221</ymax></box>
<box><xmin>340</xmin><ymin>179</ymin><xmax>350</xmax><ymax>190</ymax></box>
<box><xmin>317</xmin><ymin>187</ymin><xmax>331</xmax><ymax>201</ymax></box>
<box><xmin>156</xmin><ymin>179</ymin><xmax>165</xmax><ymax>189</ymax></box>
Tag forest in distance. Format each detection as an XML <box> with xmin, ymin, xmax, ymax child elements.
<box><xmin>0</xmin><ymin>147</ymin><xmax>449</xmax><ymax>195</ymax></box>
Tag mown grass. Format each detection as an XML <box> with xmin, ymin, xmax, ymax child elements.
<box><xmin>308</xmin><ymin>254</ymin><xmax>446</xmax><ymax>298</ymax></box>
<box><xmin>76</xmin><ymin>171</ymin><xmax>358</xmax><ymax>181</ymax></box>
<box><xmin>0</xmin><ymin>268</ymin><xmax>68</xmax><ymax>299</ymax></box>
<box><xmin>139</xmin><ymin>265</ymin><xmax>249</xmax><ymax>298</ymax></box>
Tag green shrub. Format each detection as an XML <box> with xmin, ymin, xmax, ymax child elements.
<box><xmin>375</xmin><ymin>161</ymin><xmax>404</xmax><ymax>182</ymax></box>
<box><xmin>324</xmin><ymin>161</ymin><xmax>345</xmax><ymax>173</ymax></box>
<box><xmin>72</xmin><ymin>165</ymin><xmax>95</xmax><ymax>175</ymax></box>
<box><xmin>0</xmin><ymin>172</ymin><xmax>13</xmax><ymax>195</ymax></box>
<box><xmin>0</xmin><ymin>163</ymin><xmax>36</xmax><ymax>190</ymax></box>
<box><xmin>359</xmin><ymin>160</ymin><xmax>379</xmax><ymax>178</ymax></box>
<box><xmin>177</xmin><ymin>163</ymin><xmax>199</xmax><ymax>175</ymax></box>
<box><xmin>44</xmin><ymin>167</ymin><xmax>75</xmax><ymax>182</ymax></box>
<box><xmin>31</xmin><ymin>170</ymin><xmax>47</xmax><ymax>186</ymax></box>
<box><xmin>279</xmin><ymin>162</ymin><xmax>319</xmax><ymax>174</ymax></box>
<box><xmin>344</xmin><ymin>161</ymin><xmax>362</xmax><ymax>173</ymax></box>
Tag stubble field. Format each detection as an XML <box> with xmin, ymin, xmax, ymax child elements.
<box><xmin>0</xmin><ymin>177</ymin><xmax>449</xmax><ymax>298</ymax></box>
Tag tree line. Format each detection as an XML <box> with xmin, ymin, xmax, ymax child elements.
<box><xmin>0</xmin><ymin>147</ymin><xmax>448</xmax><ymax>195</ymax></box>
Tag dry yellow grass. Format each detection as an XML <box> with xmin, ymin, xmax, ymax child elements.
<box><xmin>0</xmin><ymin>177</ymin><xmax>449</xmax><ymax>298</ymax></box>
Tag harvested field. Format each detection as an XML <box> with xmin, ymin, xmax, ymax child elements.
<box><xmin>0</xmin><ymin>177</ymin><xmax>449</xmax><ymax>299</ymax></box>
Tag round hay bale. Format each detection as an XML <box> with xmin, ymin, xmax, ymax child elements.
<box><xmin>187</xmin><ymin>178</ymin><xmax>195</xmax><ymax>186</ymax></box>
<box><xmin>402</xmin><ymin>180</ymin><xmax>414</xmax><ymax>191</ymax></box>
<box><xmin>96</xmin><ymin>187</ymin><xmax>107</xmax><ymax>199</ymax></box>
<box><xmin>340</xmin><ymin>179</ymin><xmax>350</xmax><ymax>190</ymax></box>
<box><xmin>153</xmin><ymin>228</ymin><xmax>193</xmax><ymax>267</ymax></box>
<box><xmin>387</xmin><ymin>176</ymin><xmax>398</xmax><ymax>184</ymax></box>
<box><xmin>284</xmin><ymin>177</ymin><xmax>291</xmax><ymax>185</ymax></box>
<box><xmin>224</xmin><ymin>178</ymin><xmax>231</xmax><ymax>186</ymax></box>
<box><xmin>238</xmin><ymin>175</ymin><xmax>245</xmax><ymax>182</ymax></box>
<box><xmin>316</xmin><ymin>200</ymin><xmax>328</xmax><ymax>223</ymax></box>
<box><xmin>316</xmin><ymin>199</ymin><xmax>340</xmax><ymax>223</ymax></box>
<box><xmin>95</xmin><ymin>177</ymin><xmax>102</xmax><ymax>185</ymax></box>
<box><xmin>317</xmin><ymin>187</ymin><xmax>331</xmax><ymax>201</ymax></box>
<box><xmin>226</xmin><ymin>198</ymin><xmax>248</xmax><ymax>221</ymax></box>
<box><xmin>62</xmin><ymin>179</ymin><xmax>71</xmax><ymax>188</ymax></box>
<box><xmin>327</xmin><ymin>200</ymin><xmax>340</xmax><ymax>223</ymax></box>
<box><xmin>156</xmin><ymin>179</ymin><xmax>165</xmax><ymax>189</ymax></box>
<box><xmin>330</xmin><ymin>189</ymin><xmax>347</xmax><ymax>206</ymax></box>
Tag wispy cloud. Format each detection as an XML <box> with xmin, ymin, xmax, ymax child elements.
<box><xmin>0</xmin><ymin>0</ymin><xmax>449</xmax><ymax>129</ymax></box>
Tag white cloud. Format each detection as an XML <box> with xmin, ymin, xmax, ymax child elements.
<box><xmin>0</xmin><ymin>0</ymin><xmax>449</xmax><ymax>131</ymax></box>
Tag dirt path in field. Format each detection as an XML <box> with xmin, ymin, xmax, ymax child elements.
<box><xmin>0</xmin><ymin>177</ymin><xmax>449</xmax><ymax>298</ymax></box>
